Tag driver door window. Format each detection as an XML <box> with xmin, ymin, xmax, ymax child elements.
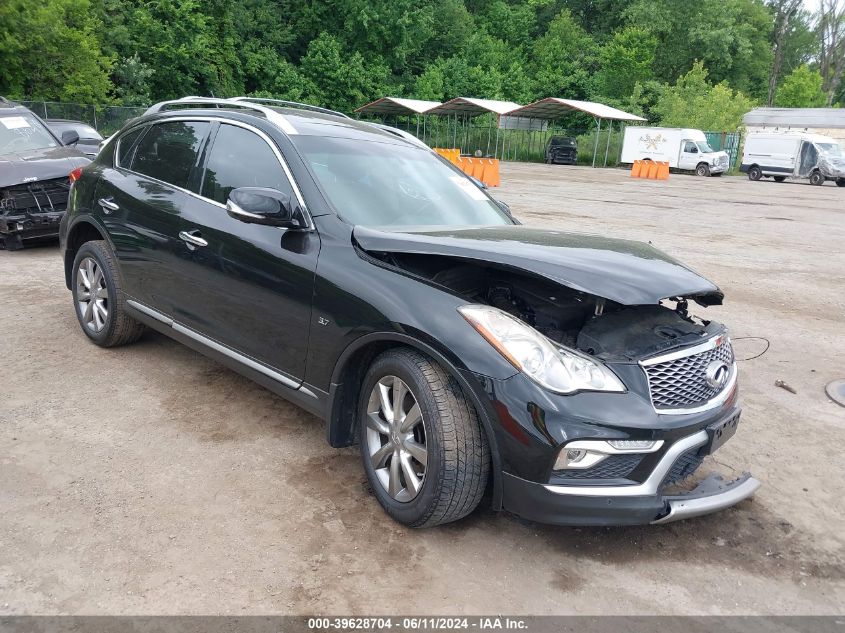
<box><xmin>200</xmin><ymin>124</ymin><xmax>294</xmax><ymax>204</ymax></box>
<box><xmin>683</xmin><ymin>141</ymin><xmax>698</xmax><ymax>153</ymax></box>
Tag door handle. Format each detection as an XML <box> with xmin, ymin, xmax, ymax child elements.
<box><xmin>179</xmin><ymin>230</ymin><xmax>208</xmax><ymax>248</ymax></box>
<box><xmin>98</xmin><ymin>197</ymin><xmax>119</xmax><ymax>213</ymax></box>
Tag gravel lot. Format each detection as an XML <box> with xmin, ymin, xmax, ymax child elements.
<box><xmin>1</xmin><ymin>164</ymin><xmax>843</xmax><ymax>615</ymax></box>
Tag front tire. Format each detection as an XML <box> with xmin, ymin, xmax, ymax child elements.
<box><xmin>358</xmin><ymin>348</ymin><xmax>489</xmax><ymax>527</ymax></box>
<box><xmin>836</xmin><ymin>178</ymin><xmax>845</xmax><ymax>187</ymax></box>
<box><xmin>748</xmin><ymin>165</ymin><xmax>762</xmax><ymax>181</ymax></box>
<box><xmin>774</xmin><ymin>176</ymin><xmax>786</xmax><ymax>182</ymax></box>
<box><xmin>810</xmin><ymin>171</ymin><xmax>825</xmax><ymax>186</ymax></box>
<box><xmin>695</xmin><ymin>163</ymin><xmax>711</xmax><ymax>177</ymax></box>
<box><xmin>71</xmin><ymin>241</ymin><xmax>145</xmax><ymax>347</ymax></box>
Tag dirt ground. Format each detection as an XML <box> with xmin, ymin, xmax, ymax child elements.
<box><xmin>1</xmin><ymin>164</ymin><xmax>843</xmax><ymax>615</ymax></box>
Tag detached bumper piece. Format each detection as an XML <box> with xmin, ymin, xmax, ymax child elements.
<box><xmin>651</xmin><ymin>473</ymin><xmax>760</xmax><ymax>524</ymax></box>
<box><xmin>502</xmin><ymin>419</ymin><xmax>759</xmax><ymax>526</ymax></box>
<box><xmin>0</xmin><ymin>178</ymin><xmax>69</xmax><ymax>250</ymax></box>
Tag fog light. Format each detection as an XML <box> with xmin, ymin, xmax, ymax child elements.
<box><xmin>553</xmin><ymin>448</ymin><xmax>606</xmax><ymax>470</ymax></box>
<box><xmin>607</xmin><ymin>440</ymin><xmax>658</xmax><ymax>451</ymax></box>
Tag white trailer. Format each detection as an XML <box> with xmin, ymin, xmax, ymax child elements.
<box><xmin>621</xmin><ymin>127</ymin><xmax>730</xmax><ymax>176</ymax></box>
<box><xmin>740</xmin><ymin>131</ymin><xmax>845</xmax><ymax>187</ymax></box>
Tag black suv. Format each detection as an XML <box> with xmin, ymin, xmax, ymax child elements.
<box><xmin>1</xmin><ymin>98</ymin><xmax>90</xmax><ymax>249</ymax></box>
<box><xmin>545</xmin><ymin>136</ymin><xmax>577</xmax><ymax>165</ymax></box>
<box><xmin>60</xmin><ymin>97</ymin><xmax>758</xmax><ymax>527</ymax></box>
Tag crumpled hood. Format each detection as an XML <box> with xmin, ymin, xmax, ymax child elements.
<box><xmin>354</xmin><ymin>225</ymin><xmax>723</xmax><ymax>306</ymax></box>
<box><xmin>819</xmin><ymin>154</ymin><xmax>845</xmax><ymax>177</ymax></box>
<box><xmin>0</xmin><ymin>145</ymin><xmax>90</xmax><ymax>188</ymax></box>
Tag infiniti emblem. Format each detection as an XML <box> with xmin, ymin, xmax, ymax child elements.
<box><xmin>705</xmin><ymin>361</ymin><xmax>730</xmax><ymax>389</ymax></box>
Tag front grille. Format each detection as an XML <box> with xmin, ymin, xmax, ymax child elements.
<box><xmin>643</xmin><ymin>338</ymin><xmax>734</xmax><ymax>411</ymax></box>
<box><xmin>0</xmin><ymin>178</ymin><xmax>70</xmax><ymax>217</ymax></box>
<box><xmin>718</xmin><ymin>155</ymin><xmax>728</xmax><ymax>166</ymax></box>
<box><xmin>556</xmin><ymin>453</ymin><xmax>643</xmax><ymax>479</ymax></box>
<box><xmin>664</xmin><ymin>448</ymin><xmax>703</xmax><ymax>485</ymax></box>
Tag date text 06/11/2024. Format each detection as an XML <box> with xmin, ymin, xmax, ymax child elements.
<box><xmin>307</xmin><ymin>617</ymin><xmax>529</xmax><ymax>630</ymax></box>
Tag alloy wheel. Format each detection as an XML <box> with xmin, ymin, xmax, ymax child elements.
<box><xmin>76</xmin><ymin>257</ymin><xmax>109</xmax><ymax>332</ymax></box>
<box><xmin>365</xmin><ymin>375</ymin><xmax>428</xmax><ymax>502</ymax></box>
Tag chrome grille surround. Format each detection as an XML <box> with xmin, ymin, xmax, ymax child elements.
<box><xmin>640</xmin><ymin>335</ymin><xmax>736</xmax><ymax>415</ymax></box>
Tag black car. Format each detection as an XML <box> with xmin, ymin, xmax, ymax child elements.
<box><xmin>545</xmin><ymin>136</ymin><xmax>578</xmax><ymax>165</ymax></box>
<box><xmin>45</xmin><ymin>119</ymin><xmax>104</xmax><ymax>158</ymax></box>
<box><xmin>59</xmin><ymin>97</ymin><xmax>758</xmax><ymax>527</ymax></box>
<box><xmin>0</xmin><ymin>98</ymin><xmax>90</xmax><ymax>250</ymax></box>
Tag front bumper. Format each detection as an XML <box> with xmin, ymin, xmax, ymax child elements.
<box><xmin>0</xmin><ymin>211</ymin><xmax>64</xmax><ymax>248</ymax></box>
<box><xmin>501</xmin><ymin>426</ymin><xmax>759</xmax><ymax>526</ymax></box>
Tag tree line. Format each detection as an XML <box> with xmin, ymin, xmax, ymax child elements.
<box><xmin>1</xmin><ymin>0</ymin><xmax>843</xmax><ymax>131</ymax></box>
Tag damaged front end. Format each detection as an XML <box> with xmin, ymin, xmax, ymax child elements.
<box><xmin>0</xmin><ymin>178</ymin><xmax>70</xmax><ymax>250</ymax></box>
<box><xmin>355</xmin><ymin>225</ymin><xmax>758</xmax><ymax>524</ymax></box>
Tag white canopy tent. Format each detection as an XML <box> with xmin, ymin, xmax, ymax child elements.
<box><xmin>507</xmin><ymin>98</ymin><xmax>646</xmax><ymax>166</ymax></box>
<box><xmin>355</xmin><ymin>97</ymin><xmax>442</xmax><ymax>138</ymax></box>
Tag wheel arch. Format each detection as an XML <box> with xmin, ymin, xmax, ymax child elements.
<box><xmin>63</xmin><ymin>217</ymin><xmax>113</xmax><ymax>289</ymax></box>
<box><xmin>326</xmin><ymin>332</ymin><xmax>505</xmax><ymax>509</ymax></box>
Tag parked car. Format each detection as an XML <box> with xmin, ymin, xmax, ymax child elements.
<box><xmin>545</xmin><ymin>136</ymin><xmax>577</xmax><ymax>165</ymax></box>
<box><xmin>46</xmin><ymin>119</ymin><xmax>104</xmax><ymax>158</ymax></box>
<box><xmin>741</xmin><ymin>131</ymin><xmax>845</xmax><ymax>186</ymax></box>
<box><xmin>60</xmin><ymin>97</ymin><xmax>758</xmax><ymax>527</ymax></box>
<box><xmin>621</xmin><ymin>126</ymin><xmax>730</xmax><ymax>176</ymax></box>
<box><xmin>0</xmin><ymin>97</ymin><xmax>90</xmax><ymax>250</ymax></box>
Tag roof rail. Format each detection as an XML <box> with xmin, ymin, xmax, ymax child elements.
<box><xmin>143</xmin><ymin>97</ymin><xmax>297</xmax><ymax>134</ymax></box>
<box><xmin>0</xmin><ymin>96</ymin><xmax>16</xmax><ymax>107</ymax></box>
<box><xmin>230</xmin><ymin>97</ymin><xmax>350</xmax><ymax>119</ymax></box>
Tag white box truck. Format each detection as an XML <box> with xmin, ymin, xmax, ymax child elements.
<box><xmin>621</xmin><ymin>127</ymin><xmax>730</xmax><ymax>176</ymax></box>
<box><xmin>740</xmin><ymin>132</ymin><xmax>845</xmax><ymax>186</ymax></box>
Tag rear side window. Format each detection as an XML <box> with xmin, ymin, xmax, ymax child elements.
<box><xmin>116</xmin><ymin>127</ymin><xmax>146</xmax><ymax>168</ymax></box>
<box><xmin>130</xmin><ymin>121</ymin><xmax>210</xmax><ymax>190</ymax></box>
<box><xmin>200</xmin><ymin>124</ymin><xmax>293</xmax><ymax>205</ymax></box>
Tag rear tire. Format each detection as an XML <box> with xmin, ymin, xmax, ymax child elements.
<box><xmin>695</xmin><ymin>163</ymin><xmax>711</xmax><ymax>177</ymax></box>
<box><xmin>774</xmin><ymin>176</ymin><xmax>786</xmax><ymax>182</ymax></box>
<box><xmin>836</xmin><ymin>178</ymin><xmax>845</xmax><ymax>187</ymax></box>
<box><xmin>358</xmin><ymin>348</ymin><xmax>489</xmax><ymax>528</ymax></box>
<box><xmin>71</xmin><ymin>240</ymin><xmax>146</xmax><ymax>347</ymax></box>
<box><xmin>810</xmin><ymin>171</ymin><xmax>825</xmax><ymax>186</ymax></box>
<box><xmin>748</xmin><ymin>165</ymin><xmax>762</xmax><ymax>181</ymax></box>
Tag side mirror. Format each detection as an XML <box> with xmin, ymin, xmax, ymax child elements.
<box><xmin>61</xmin><ymin>130</ymin><xmax>80</xmax><ymax>146</ymax></box>
<box><xmin>226</xmin><ymin>187</ymin><xmax>306</xmax><ymax>229</ymax></box>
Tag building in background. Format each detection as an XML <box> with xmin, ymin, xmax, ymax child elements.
<box><xmin>743</xmin><ymin>108</ymin><xmax>845</xmax><ymax>145</ymax></box>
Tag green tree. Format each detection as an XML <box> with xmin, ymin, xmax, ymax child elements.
<box><xmin>0</xmin><ymin>0</ymin><xmax>114</xmax><ymax>102</ymax></box>
<box><xmin>775</xmin><ymin>64</ymin><xmax>828</xmax><ymax>106</ymax></box>
<box><xmin>530</xmin><ymin>9</ymin><xmax>597</xmax><ymax>99</ymax></box>
<box><xmin>624</xmin><ymin>0</ymin><xmax>773</xmax><ymax>99</ymax></box>
<box><xmin>113</xmin><ymin>53</ymin><xmax>153</xmax><ymax>106</ymax></box>
<box><xmin>299</xmin><ymin>33</ymin><xmax>390</xmax><ymax>113</ymax></box>
<box><xmin>593</xmin><ymin>27</ymin><xmax>657</xmax><ymax>100</ymax></box>
<box><xmin>126</xmin><ymin>0</ymin><xmax>242</xmax><ymax>99</ymax></box>
<box><xmin>653</xmin><ymin>61</ymin><xmax>756</xmax><ymax>130</ymax></box>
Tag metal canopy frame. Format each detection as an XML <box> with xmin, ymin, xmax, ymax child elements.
<box><xmin>506</xmin><ymin>98</ymin><xmax>646</xmax><ymax>167</ymax></box>
<box><xmin>423</xmin><ymin>98</ymin><xmax>522</xmax><ymax>158</ymax></box>
<box><xmin>355</xmin><ymin>97</ymin><xmax>443</xmax><ymax>142</ymax></box>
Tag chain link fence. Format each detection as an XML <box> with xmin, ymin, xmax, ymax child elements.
<box><xmin>20</xmin><ymin>101</ymin><xmax>148</xmax><ymax>137</ymax></box>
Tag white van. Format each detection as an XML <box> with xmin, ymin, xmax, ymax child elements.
<box><xmin>620</xmin><ymin>127</ymin><xmax>730</xmax><ymax>176</ymax></box>
<box><xmin>741</xmin><ymin>132</ymin><xmax>845</xmax><ymax>186</ymax></box>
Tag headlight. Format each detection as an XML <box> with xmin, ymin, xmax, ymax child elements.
<box><xmin>458</xmin><ymin>304</ymin><xmax>625</xmax><ymax>394</ymax></box>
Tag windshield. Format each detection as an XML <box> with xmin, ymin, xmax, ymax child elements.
<box><xmin>696</xmin><ymin>142</ymin><xmax>715</xmax><ymax>153</ymax></box>
<box><xmin>816</xmin><ymin>142</ymin><xmax>842</xmax><ymax>156</ymax></box>
<box><xmin>295</xmin><ymin>136</ymin><xmax>512</xmax><ymax>228</ymax></box>
<box><xmin>0</xmin><ymin>113</ymin><xmax>59</xmax><ymax>154</ymax></box>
